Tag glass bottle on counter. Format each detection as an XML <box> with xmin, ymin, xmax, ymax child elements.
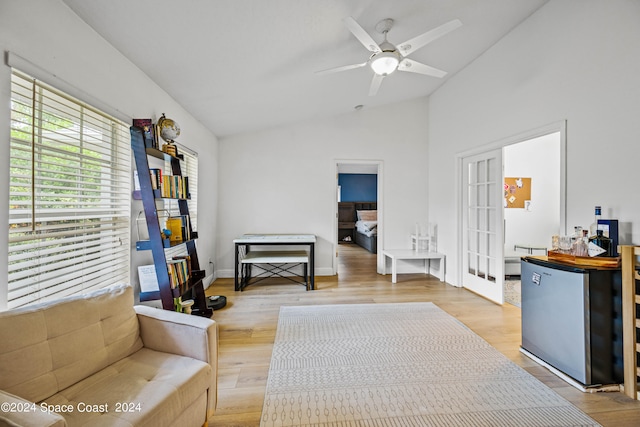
<box><xmin>588</xmin><ymin>229</ymin><xmax>613</xmax><ymax>257</ymax></box>
<box><xmin>589</xmin><ymin>205</ymin><xmax>602</xmax><ymax>237</ymax></box>
<box><xmin>572</xmin><ymin>229</ymin><xmax>589</xmax><ymax>256</ymax></box>
<box><xmin>571</xmin><ymin>226</ymin><xmax>582</xmax><ymax>248</ymax></box>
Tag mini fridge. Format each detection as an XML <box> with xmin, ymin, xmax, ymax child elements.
<box><xmin>520</xmin><ymin>256</ymin><xmax>623</xmax><ymax>387</ymax></box>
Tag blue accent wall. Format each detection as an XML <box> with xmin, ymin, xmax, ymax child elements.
<box><xmin>339</xmin><ymin>174</ymin><xmax>377</xmax><ymax>202</ymax></box>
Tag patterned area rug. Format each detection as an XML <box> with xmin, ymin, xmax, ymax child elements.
<box><xmin>261</xmin><ymin>302</ymin><xmax>600</xmax><ymax>426</ymax></box>
<box><xmin>504</xmin><ymin>279</ymin><xmax>522</xmax><ymax>308</ymax></box>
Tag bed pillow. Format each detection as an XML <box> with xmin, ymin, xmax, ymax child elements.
<box><xmin>359</xmin><ymin>221</ymin><xmax>377</xmax><ymax>232</ymax></box>
<box><xmin>357</xmin><ymin>210</ymin><xmax>377</xmax><ymax>221</ymax></box>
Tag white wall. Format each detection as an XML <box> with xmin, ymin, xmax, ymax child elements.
<box><xmin>0</xmin><ymin>0</ymin><xmax>219</xmax><ymax>306</ymax></box>
<box><xmin>217</xmin><ymin>98</ymin><xmax>429</xmax><ymax>277</ymax></box>
<box><xmin>428</xmin><ymin>0</ymin><xmax>640</xmax><ymax>286</ymax></box>
<box><xmin>504</xmin><ymin>133</ymin><xmax>561</xmax><ymax>253</ymax></box>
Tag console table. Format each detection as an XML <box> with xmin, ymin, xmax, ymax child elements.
<box><xmin>233</xmin><ymin>234</ymin><xmax>316</xmax><ymax>291</ymax></box>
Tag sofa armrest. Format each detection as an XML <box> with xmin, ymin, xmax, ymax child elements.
<box><xmin>134</xmin><ymin>305</ymin><xmax>218</xmax><ymax>417</ymax></box>
<box><xmin>134</xmin><ymin>305</ymin><xmax>217</xmax><ymax>365</ymax></box>
<box><xmin>0</xmin><ymin>390</ymin><xmax>66</xmax><ymax>427</ymax></box>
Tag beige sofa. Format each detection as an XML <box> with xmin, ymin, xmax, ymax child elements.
<box><xmin>0</xmin><ymin>284</ymin><xmax>217</xmax><ymax>427</ymax></box>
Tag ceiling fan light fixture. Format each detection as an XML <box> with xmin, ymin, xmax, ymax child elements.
<box><xmin>370</xmin><ymin>51</ymin><xmax>399</xmax><ymax>76</ymax></box>
<box><xmin>319</xmin><ymin>16</ymin><xmax>462</xmax><ymax>95</ymax></box>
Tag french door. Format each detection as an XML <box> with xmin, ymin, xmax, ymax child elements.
<box><xmin>462</xmin><ymin>149</ymin><xmax>504</xmax><ymax>304</ymax></box>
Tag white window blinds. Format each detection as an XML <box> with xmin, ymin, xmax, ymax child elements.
<box><xmin>8</xmin><ymin>70</ymin><xmax>131</xmax><ymax>309</ymax></box>
<box><xmin>178</xmin><ymin>145</ymin><xmax>198</xmax><ymax>231</ymax></box>
<box><xmin>162</xmin><ymin>146</ymin><xmax>198</xmax><ymax>260</ymax></box>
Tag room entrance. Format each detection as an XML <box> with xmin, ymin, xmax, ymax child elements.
<box><xmin>503</xmin><ymin>131</ymin><xmax>562</xmax><ymax>307</ymax></box>
<box><xmin>457</xmin><ymin>122</ymin><xmax>566</xmax><ymax>305</ymax></box>
<box><xmin>333</xmin><ymin>160</ymin><xmax>384</xmax><ymax>275</ymax></box>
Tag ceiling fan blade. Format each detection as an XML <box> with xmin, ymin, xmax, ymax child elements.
<box><xmin>397</xmin><ymin>19</ymin><xmax>462</xmax><ymax>57</ymax></box>
<box><xmin>344</xmin><ymin>16</ymin><xmax>382</xmax><ymax>53</ymax></box>
<box><xmin>316</xmin><ymin>62</ymin><xmax>368</xmax><ymax>75</ymax></box>
<box><xmin>368</xmin><ymin>74</ymin><xmax>384</xmax><ymax>96</ymax></box>
<box><xmin>398</xmin><ymin>58</ymin><xmax>447</xmax><ymax>78</ymax></box>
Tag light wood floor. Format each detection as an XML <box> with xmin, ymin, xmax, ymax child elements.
<box><xmin>206</xmin><ymin>244</ymin><xmax>640</xmax><ymax>426</ymax></box>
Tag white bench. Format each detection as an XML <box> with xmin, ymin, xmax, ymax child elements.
<box><xmin>382</xmin><ymin>249</ymin><xmax>446</xmax><ymax>283</ymax></box>
<box><xmin>240</xmin><ymin>250</ymin><xmax>310</xmax><ymax>290</ymax></box>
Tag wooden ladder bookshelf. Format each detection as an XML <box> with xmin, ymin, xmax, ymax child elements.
<box><xmin>130</xmin><ymin>126</ymin><xmax>212</xmax><ymax>317</ymax></box>
<box><xmin>621</xmin><ymin>245</ymin><xmax>640</xmax><ymax>399</ymax></box>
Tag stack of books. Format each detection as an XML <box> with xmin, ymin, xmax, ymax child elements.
<box><xmin>167</xmin><ymin>256</ymin><xmax>191</xmax><ymax>289</ymax></box>
<box><xmin>147</xmin><ymin>169</ymin><xmax>189</xmax><ymax>199</ymax></box>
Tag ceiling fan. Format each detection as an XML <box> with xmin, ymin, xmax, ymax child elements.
<box><xmin>318</xmin><ymin>16</ymin><xmax>462</xmax><ymax>96</ymax></box>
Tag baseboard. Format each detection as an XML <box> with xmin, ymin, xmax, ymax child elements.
<box><xmin>203</xmin><ymin>274</ymin><xmax>215</xmax><ymax>289</ymax></box>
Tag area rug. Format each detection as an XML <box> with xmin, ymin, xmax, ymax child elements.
<box><xmin>261</xmin><ymin>302</ymin><xmax>600</xmax><ymax>426</ymax></box>
<box><xmin>504</xmin><ymin>279</ymin><xmax>522</xmax><ymax>308</ymax></box>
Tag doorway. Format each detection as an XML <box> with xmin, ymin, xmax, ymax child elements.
<box><xmin>457</xmin><ymin>122</ymin><xmax>566</xmax><ymax>304</ymax></box>
<box><xmin>503</xmin><ymin>131</ymin><xmax>562</xmax><ymax>307</ymax></box>
<box><xmin>334</xmin><ymin>160</ymin><xmax>384</xmax><ymax>275</ymax></box>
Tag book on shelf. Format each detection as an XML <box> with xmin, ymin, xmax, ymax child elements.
<box><xmin>133</xmin><ymin>170</ymin><xmax>141</xmax><ymax>191</ymax></box>
<box><xmin>166</xmin><ymin>217</ymin><xmax>184</xmax><ymax>243</ymax></box>
<box><xmin>179</xmin><ymin>215</ymin><xmax>190</xmax><ymax>241</ymax></box>
<box><xmin>165</xmin><ymin>215</ymin><xmax>191</xmax><ymax>243</ymax></box>
<box><xmin>149</xmin><ymin>168</ymin><xmax>162</xmax><ymax>190</ymax></box>
<box><xmin>160</xmin><ymin>175</ymin><xmax>173</xmax><ymax>198</ymax></box>
<box><xmin>153</xmin><ymin>124</ymin><xmax>160</xmax><ymax>149</ymax></box>
<box><xmin>138</xmin><ymin>264</ymin><xmax>160</xmax><ymax>293</ymax></box>
<box><xmin>167</xmin><ymin>258</ymin><xmax>189</xmax><ymax>289</ymax></box>
<box><xmin>159</xmin><ymin>174</ymin><xmax>188</xmax><ymax>199</ymax></box>
<box><xmin>173</xmin><ymin>255</ymin><xmax>192</xmax><ymax>278</ymax></box>
<box><xmin>132</xmin><ymin>118</ymin><xmax>157</xmax><ymax>149</ymax></box>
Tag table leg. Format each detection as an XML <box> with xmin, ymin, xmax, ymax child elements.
<box><xmin>391</xmin><ymin>256</ymin><xmax>397</xmax><ymax>284</ymax></box>
<box><xmin>304</xmin><ymin>262</ymin><xmax>308</xmax><ymax>291</ymax></box>
<box><xmin>439</xmin><ymin>256</ymin><xmax>446</xmax><ymax>282</ymax></box>
<box><xmin>234</xmin><ymin>243</ymin><xmax>239</xmax><ymax>291</ymax></box>
<box><xmin>310</xmin><ymin>243</ymin><xmax>315</xmax><ymax>290</ymax></box>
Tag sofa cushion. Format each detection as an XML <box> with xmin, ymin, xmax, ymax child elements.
<box><xmin>41</xmin><ymin>348</ymin><xmax>211</xmax><ymax>427</ymax></box>
<box><xmin>0</xmin><ymin>284</ymin><xmax>143</xmax><ymax>403</ymax></box>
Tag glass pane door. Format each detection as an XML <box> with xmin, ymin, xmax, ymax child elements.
<box><xmin>462</xmin><ymin>149</ymin><xmax>504</xmax><ymax>304</ymax></box>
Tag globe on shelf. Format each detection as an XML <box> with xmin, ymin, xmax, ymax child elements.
<box><xmin>157</xmin><ymin>113</ymin><xmax>180</xmax><ymax>143</ymax></box>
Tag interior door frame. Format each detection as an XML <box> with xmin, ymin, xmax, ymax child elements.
<box><xmin>455</xmin><ymin>121</ymin><xmax>567</xmax><ymax>294</ymax></box>
<box><xmin>333</xmin><ymin>159</ymin><xmax>384</xmax><ymax>275</ymax></box>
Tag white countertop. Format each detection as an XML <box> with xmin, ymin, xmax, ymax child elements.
<box><xmin>233</xmin><ymin>234</ymin><xmax>316</xmax><ymax>244</ymax></box>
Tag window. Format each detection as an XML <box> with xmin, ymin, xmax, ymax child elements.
<box><xmin>8</xmin><ymin>70</ymin><xmax>131</xmax><ymax>309</ymax></box>
<box><xmin>177</xmin><ymin>145</ymin><xmax>198</xmax><ymax>231</ymax></box>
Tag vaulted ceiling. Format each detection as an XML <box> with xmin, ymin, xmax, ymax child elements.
<box><xmin>63</xmin><ymin>0</ymin><xmax>548</xmax><ymax>137</ymax></box>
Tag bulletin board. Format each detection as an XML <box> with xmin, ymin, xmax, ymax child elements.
<box><xmin>504</xmin><ymin>177</ymin><xmax>531</xmax><ymax>209</ymax></box>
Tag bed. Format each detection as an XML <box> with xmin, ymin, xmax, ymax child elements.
<box><xmin>353</xmin><ymin>202</ymin><xmax>378</xmax><ymax>253</ymax></box>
